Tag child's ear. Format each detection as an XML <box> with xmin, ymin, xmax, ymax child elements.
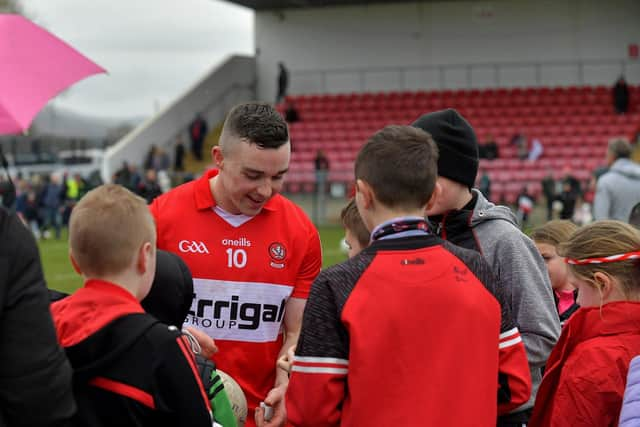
<box><xmin>593</xmin><ymin>271</ymin><xmax>614</xmax><ymax>300</ymax></box>
<box><xmin>355</xmin><ymin>179</ymin><xmax>374</xmax><ymax>210</ymax></box>
<box><xmin>425</xmin><ymin>181</ymin><xmax>442</xmax><ymax>212</ymax></box>
<box><xmin>69</xmin><ymin>251</ymin><xmax>82</xmax><ymax>275</ymax></box>
<box><xmin>136</xmin><ymin>242</ymin><xmax>154</xmax><ymax>274</ymax></box>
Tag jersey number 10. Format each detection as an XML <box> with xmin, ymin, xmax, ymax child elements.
<box><xmin>226</xmin><ymin>248</ymin><xmax>248</xmax><ymax>268</ymax></box>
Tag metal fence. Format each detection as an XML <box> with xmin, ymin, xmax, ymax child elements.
<box><xmin>290</xmin><ymin>58</ymin><xmax>638</xmax><ymax>94</ymax></box>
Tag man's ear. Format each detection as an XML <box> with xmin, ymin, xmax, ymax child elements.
<box><xmin>425</xmin><ymin>181</ymin><xmax>442</xmax><ymax>212</ymax></box>
<box><xmin>355</xmin><ymin>179</ymin><xmax>374</xmax><ymax>210</ymax></box>
<box><xmin>69</xmin><ymin>251</ymin><xmax>82</xmax><ymax>275</ymax></box>
<box><xmin>212</xmin><ymin>146</ymin><xmax>224</xmax><ymax>169</ymax></box>
<box><xmin>136</xmin><ymin>242</ymin><xmax>153</xmax><ymax>274</ymax></box>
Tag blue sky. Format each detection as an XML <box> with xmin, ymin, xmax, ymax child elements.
<box><xmin>18</xmin><ymin>0</ymin><xmax>254</xmax><ymax>119</ymax></box>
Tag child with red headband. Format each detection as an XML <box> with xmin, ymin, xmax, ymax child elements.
<box><xmin>531</xmin><ymin>220</ymin><xmax>580</xmax><ymax>327</ymax></box>
<box><xmin>530</xmin><ymin>220</ymin><xmax>640</xmax><ymax>427</ymax></box>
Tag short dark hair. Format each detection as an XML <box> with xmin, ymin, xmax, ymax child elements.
<box><xmin>608</xmin><ymin>139</ymin><xmax>632</xmax><ymax>159</ymax></box>
<box><xmin>355</xmin><ymin>125</ymin><xmax>438</xmax><ymax>209</ymax></box>
<box><xmin>222</xmin><ymin>102</ymin><xmax>289</xmax><ymax>149</ymax></box>
<box><xmin>141</xmin><ymin>250</ymin><xmax>194</xmax><ymax>328</ymax></box>
<box><xmin>340</xmin><ymin>198</ymin><xmax>369</xmax><ymax>249</ymax></box>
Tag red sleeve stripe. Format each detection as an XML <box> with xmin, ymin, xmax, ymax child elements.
<box><xmin>291</xmin><ymin>356</ymin><xmax>349</xmax><ymax>375</ymax></box>
<box><xmin>292</xmin><ymin>356</ymin><xmax>349</xmax><ymax>373</ymax></box>
<box><xmin>89</xmin><ymin>377</ymin><xmax>155</xmax><ymax>409</ymax></box>
<box><xmin>176</xmin><ymin>336</ymin><xmax>213</xmax><ymax>413</ymax></box>
<box><xmin>499</xmin><ymin>327</ymin><xmax>519</xmax><ymax>340</ymax></box>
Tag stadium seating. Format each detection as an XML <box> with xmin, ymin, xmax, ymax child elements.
<box><xmin>281</xmin><ymin>85</ymin><xmax>640</xmax><ymax>203</ymax></box>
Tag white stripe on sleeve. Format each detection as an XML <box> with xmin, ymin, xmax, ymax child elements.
<box><xmin>499</xmin><ymin>335</ymin><xmax>523</xmax><ymax>349</ymax></box>
<box><xmin>293</xmin><ymin>356</ymin><xmax>349</xmax><ymax>366</ymax></box>
<box><xmin>499</xmin><ymin>327</ymin><xmax>519</xmax><ymax>340</ymax></box>
<box><xmin>291</xmin><ymin>366</ymin><xmax>349</xmax><ymax>375</ymax></box>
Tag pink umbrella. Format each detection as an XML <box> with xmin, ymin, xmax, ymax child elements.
<box><xmin>0</xmin><ymin>14</ymin><xmax>106</xmax><ymax>135</ymax></box>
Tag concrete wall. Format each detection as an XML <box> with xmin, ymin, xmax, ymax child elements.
<box><xmin>102</xmin><ymin>55</ymin><xmax>255</xmax><ymax>182</ymax></box>
<box><xmin>254</xmin><ymin>0</ymin><xmax>640</xmax><ymax>99</ymax></box>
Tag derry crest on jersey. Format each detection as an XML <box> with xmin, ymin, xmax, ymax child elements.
<box><xmin>268</xmin><ymin>241</ymin><xmax>287</xmax><ymax>269</ymax></box>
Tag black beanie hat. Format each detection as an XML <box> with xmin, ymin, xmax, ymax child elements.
<box><xmin>412</xmin><ymin>108</ymin><xmax>479</xmax><ymax>188</ymax></box>
<box><xmin>141</xmin><ymin>250</ymin><xmax>194</xmax><ymax>328</ymax></box>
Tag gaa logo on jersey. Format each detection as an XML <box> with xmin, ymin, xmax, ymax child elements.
<box><xmin>179</xmin><ymin>240</ymin><xmax>210</xmax><ymax>254</ymax></box>
<box><xmin>268</xmin><ymin>242</ymin><xmax>287</xmax><ymax>269</ymax></box>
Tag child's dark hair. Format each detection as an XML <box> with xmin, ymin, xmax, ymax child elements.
<box><xmin>141</xmin><ymin>250</ymin><xmax>194</xmax><ymax>328</ymax></box>
<box><xmin>341</xmin><ymin>198</ymin><xmax>369</xmax><ymax>249</ymax></box>
<box><xmin>355</xmin><ymin>125</ymin><xmax>438</xmax><ymax>210</ymax></box>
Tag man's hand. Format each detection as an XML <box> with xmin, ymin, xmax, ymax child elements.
<box><xmin>254</xmin><ymin>384</ymin><xmax>287</xmax><ymax>427</ymax></box>
<box><xmin>183</xmin><ymin>326</ymin><xmax>218</xmax><ymax>358</ymax></box>
<box><xmin>277</xmin><ymin>345</ymin><xmax>296</xmax><ymax>374</ymax></box>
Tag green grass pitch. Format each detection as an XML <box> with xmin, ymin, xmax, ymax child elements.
<box><xmin>38</xmin><ymin>226</ymin><xmax>348</xmax><ymax>294</ymax></box>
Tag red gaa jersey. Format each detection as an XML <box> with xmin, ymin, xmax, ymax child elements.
<box><xmin>150</xmin><ymin>169</ymin><xmax>322</xmax><ymax>424</ymax></box>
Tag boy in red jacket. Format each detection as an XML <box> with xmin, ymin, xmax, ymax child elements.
<box><xmin>286</xmin><ymin>125</ymin><xmax>531</xmax><ymax>427</ymax></box>
<box><xmin>51</xmin><ymin>184</ymin><xmax>213</xmax><ymax>427</ymax></box>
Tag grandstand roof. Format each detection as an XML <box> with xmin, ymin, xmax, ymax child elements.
<box><xmin>225</xmin><ymin>0</ymin><xmax>411</xmax><ymax>10</ymax></box>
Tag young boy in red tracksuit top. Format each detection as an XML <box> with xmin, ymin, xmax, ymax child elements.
<box><xmin>286</xmin><ymin>126</ymin><xmax>531</xmax><ymax>427</ymax></box>
<box><xmin>51</xmin><ymin>184</ymin><xmax>213</xmax><ymax>427</ymax></box>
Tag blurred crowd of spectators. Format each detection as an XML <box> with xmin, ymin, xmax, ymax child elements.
<box><xmin>11</xmin><ymin>172</ymin><xmax>90</xmax><ymax>240</ymax></box>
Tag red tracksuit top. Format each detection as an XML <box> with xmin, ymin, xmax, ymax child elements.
<box><xmin>530</xmin><ymin>302</ymin><xmax>640</xmax><ymax>427</ymax></box>
<box><xmin>287</xmin><ymin>234</ymin><xmax>531</xmax><ymax>427</ymax></box>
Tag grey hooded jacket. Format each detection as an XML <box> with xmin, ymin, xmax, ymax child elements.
<box><xmin>431</xmin><ymin>190</ymin><xmax>560</xmax><ymax>413</ymax></box>
<box><xmin>594</xmin><ymin>158</ymin><xmax>640</xmax><ymax>222</ymax></box>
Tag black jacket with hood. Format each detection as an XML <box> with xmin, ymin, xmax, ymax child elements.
<box><xmin>51</xmin><ymin>279</ymin><xmax>213</xmax><ymax>427</ymax></box>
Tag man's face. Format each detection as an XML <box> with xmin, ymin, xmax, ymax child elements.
<box><xmin>216</xmin><ymin>136</ymin><xmax>290</xmax><ymax>216</ymax></box>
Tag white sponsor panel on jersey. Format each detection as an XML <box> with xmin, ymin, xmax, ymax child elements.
<box><xmin>186</xmin><ymin>278</ymin><xmax>293</xmax><ymax>343</ymax></box>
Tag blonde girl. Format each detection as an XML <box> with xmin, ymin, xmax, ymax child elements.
<box><xmin>530</xmin><ymin>220</ymin><xmax>640</xmax><ymax>427</ymax></box>
<box><xmin>531</xmin><ymin>220</ymin><xmax>579</xmax><ymax>326</ymax></box>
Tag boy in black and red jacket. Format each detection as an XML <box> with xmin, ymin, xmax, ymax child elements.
<box><xmin>51</xmin><ymin>184</ymin><xmax>212</xmax><ymax>427</ymax></box>
<box><xmin>286</xmin><ymin>126</ymin><xmax>531</xmax><ymax>427</ymax></box>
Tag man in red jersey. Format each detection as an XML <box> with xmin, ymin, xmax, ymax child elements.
<box><xmin>150</xmin><ymin>102</ymin><xmax>322</xmax><ymax>427</ymax></box>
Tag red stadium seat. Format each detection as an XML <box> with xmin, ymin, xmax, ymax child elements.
<box><xmin>283</xmin><ymin>85</ymin><xmax>640</xmax><ymax>193</ymax></box>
